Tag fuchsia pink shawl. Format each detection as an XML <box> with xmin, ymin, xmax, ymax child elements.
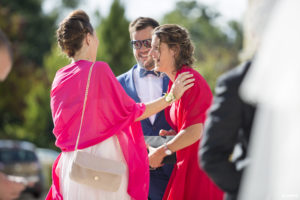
<box><xmin>46</xmin><ymin>60</ymin><xmax>149</xmax><ymax>200</ymax></box>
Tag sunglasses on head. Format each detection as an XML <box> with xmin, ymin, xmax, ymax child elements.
<box><xmin>130</xmin><ymin>39</ymin><xmax>152</xmax><ymax>49</ymax></box>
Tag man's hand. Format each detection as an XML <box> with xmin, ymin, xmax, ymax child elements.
<box><xmin>159</xmin><ymin>129</ymin><xmax>176</xmax><ymax>136</ymax></box>
<box><xmin>148</xmin><ymin>146</ymin><xmax>166</xmax><ymax>169</ymax></box>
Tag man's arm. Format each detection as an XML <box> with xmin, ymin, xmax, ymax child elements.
<box><xmin>199</xmin><ymin>73</ymin><xmax>244</xmax><ymax>194</ymax></box>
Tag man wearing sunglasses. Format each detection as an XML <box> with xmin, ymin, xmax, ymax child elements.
<box><xmin>118</xmin><ymin>17</ymin><xmax>173</xmax><ymax>200</ymax></box>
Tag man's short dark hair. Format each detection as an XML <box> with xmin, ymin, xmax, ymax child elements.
<box><xmin>129</xmin><ymin>17</ymin><xmax>159</xmax><ymax>37</ymax></box>
<box><xmin>0</xmin><ymin>29</ymin><xmax>13</xmax><ymax>61</ymax></box>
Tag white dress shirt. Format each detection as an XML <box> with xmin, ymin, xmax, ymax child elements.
<box><xmin>133</xmin><ymin>64</ymin><xmax>164</xmax><ymax>124</ymax></box>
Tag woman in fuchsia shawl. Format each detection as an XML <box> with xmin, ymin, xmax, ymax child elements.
<box><xmin>46</xmin><ymin>10</ymin><xmax>194</xmax><ymax>200</ymax></box>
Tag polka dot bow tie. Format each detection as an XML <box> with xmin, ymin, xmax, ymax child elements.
<box><xmin>139</xmin><ymin>68</ymin><xmax>161</xmax><ymax>77</ymax></box>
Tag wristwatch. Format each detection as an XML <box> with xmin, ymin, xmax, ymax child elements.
<box><xmin>165</xmin><ymin>92</ymin><xmax>176</xmax><ymax>103</ymax></box>
<box><xmin>163</xmin><ymin>143</ymin><xmax>172</xmax><ymax>156</ymax></box>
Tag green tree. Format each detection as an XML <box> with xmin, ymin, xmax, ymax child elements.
<box><xmin>0</xmin><ymin>0</ymin><xmax>57</xmax><ymax>66</ymax></box>
<box><xmin>0</xmin><ymin>0</ymin><xmax>79</xmax><ymax>149</ymax></box>
<box><xmin>96</xmin><ymin>0</ymin><xmax>135</xmax><ymax>75</ymax></box>
<box><xmin>0</xmin><ymin>0</ymin><xmax>55</xmax><ymax>143</ymax></box>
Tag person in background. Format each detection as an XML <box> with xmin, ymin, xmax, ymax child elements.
<box><xmin>148</xmin><ymin>24</ymin><xmax>223</xmax><ymax>200</ymax></box>
<box><xmin>117</xmin><ymin>17</ymin><xmax>173</xmax><ymax>200</ymax></box>
<box><xmin>200</xmin><ymin>59</ymin><xmax>254</xmax><ymax>200</ymax></box>
<box><xmin>199</xmin><ymin>0</ymin><xmax>276</xmax><ymax>199</ymax></box>
<box><xmin>0</xmin><ymin>29</ymin><xmax>12</xmax><ymax>81</ymax></box>
<box><xmin>0</xmin><ymin>29</ymin><xmax>26</xmax><ymax>200</ymax></box>
<box><xmin>46</xmin><ymin>10</ymin><xmax>194</xmax><ymax>200</ymax></box>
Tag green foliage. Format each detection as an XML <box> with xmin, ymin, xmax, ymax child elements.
<box><xmin>228</xmin><ymin>20</ymin><xmax>243</xmax><ymax>51</ymax></box>
<box><xmin>44</xmin><ymin>45</ymin><xmax>70</xmax><ymax>81</ymax></box>
<box><xmin>0</xmin><ymin>66</ymin><xmax>36</xmax><ymax>139</ymax></box>
<box><xmin>96</xmin><ymin>0</ymin><xmax>135</xmax><ymax>76</ymax></box>
<box><xmin>0</xmin><ymin>0</ymin><xmax>56</xmax><ymax>66</ymax></box>
<box><xmin>62</xmin><ymin>0</ymin><xmax>80</xmax><ymax>8</ymax></box>
<box><xmin>0</xmin><ymin>0</ymin><xmax>75</xmax><ymax>150</ymax></box>
<box><xmin>21</xmin><ymin>71</ymin><xmax>54</xmax><ymax>148</ymax></box>
<box><xmin>0</xmin><ymin>0</ymin><xmax>55</xmax><ymax>142</ymax></box>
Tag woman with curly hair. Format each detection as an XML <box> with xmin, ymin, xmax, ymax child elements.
<box><xmin>148</xmin><ymin>24</ymin><xmax>224</xmax><ymax>200</ymax></box>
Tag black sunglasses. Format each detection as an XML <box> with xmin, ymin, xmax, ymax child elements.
<box><xmin>130</xmin><ymin>39</ymin><xmax>152</xmax><ymax>49</ymax></box>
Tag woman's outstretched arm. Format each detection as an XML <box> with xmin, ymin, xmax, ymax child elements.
<box><xmin>135</xmin><ymin>72</ymin><xmax>194</xmax><ymax>121</ymax></box>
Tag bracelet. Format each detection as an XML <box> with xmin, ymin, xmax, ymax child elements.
<box><xmin>164</xmin><ymin>92</ymin><xmax>176</xmax><ymax>103</ymax></box>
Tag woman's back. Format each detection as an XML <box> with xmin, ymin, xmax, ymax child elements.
<box><xmin>48</xmin><ymin>60</ymin><xmax>149</xmax><ymax>200</ymax></box>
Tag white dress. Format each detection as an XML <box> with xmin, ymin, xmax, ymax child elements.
<box><xmin>56</xmin><ymin>135</ymin><xmax>131</xmax><ymax>200</ymax></box>
<box><xmin>239</xmin><ymin>0</ymin><xmax>300</xmax><ymax>199</ymax></box>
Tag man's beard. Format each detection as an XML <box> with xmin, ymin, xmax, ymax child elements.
<box><xmin>139</xmin><ymin>57</ymin><xmax>154</xmax><ymax>70</ymax></box>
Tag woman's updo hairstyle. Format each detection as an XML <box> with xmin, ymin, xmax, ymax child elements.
<box><xmin>57</xmin><ymin>10</ymin><xmax>93</xmax><ymax>58</ymax></box>
<box><xmin>153</xmin><ymin>24</ymin><xmax>195</xmax><ymax>70</ymax></box>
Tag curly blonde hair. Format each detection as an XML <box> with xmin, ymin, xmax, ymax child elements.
<box><xmin>153</xmin><ymin>24</ymin><xmax>195</xmax><ymax>70</ymax></box>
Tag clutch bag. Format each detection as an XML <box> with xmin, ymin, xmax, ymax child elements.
<box><xmin>70</xmin><ymin>151</ymin><xmax>126</xmax><ymax>191</ymax></box>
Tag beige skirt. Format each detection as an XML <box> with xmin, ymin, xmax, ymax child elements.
<box><xmin>56</xmin><ymin>135</ymin><xmax>131</xmax><ymax>200</ymax></box>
